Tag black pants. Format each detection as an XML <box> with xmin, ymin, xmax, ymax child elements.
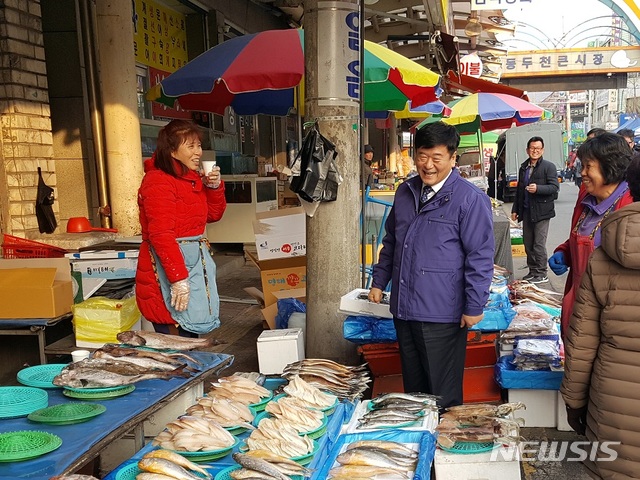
<box><xmin>393</xmin><ymin>318</ymin><xmax>467</xmax><ymax>409</ymax></box>
<box><xmin>152</xmin><ymin>322</ymin><xmax>199</xmax><ymax>338</ymax></box>
<box><xmin>522</xmin><ymin>214</ymin><xmax>550</xmax><ymax>277</ymax></box>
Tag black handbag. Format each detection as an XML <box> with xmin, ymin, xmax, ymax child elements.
<box><xmin>35</xmin><ymin>167</ymin><xmax>57</xmax><ymax>233</ymax></box>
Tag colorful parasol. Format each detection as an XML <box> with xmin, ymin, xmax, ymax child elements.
<box><xmin>147</xmin><ymin>29</ymin><xmax>442</xmax><ymax>115</ymax></box>
<box><xmin>416</xmin><ymin>93</ymin><xmax>547</xmax><ymax>134</ymax></box>
<box><xmin>367</xmin><ymin>99</ymin><xmax>452</xmax><ymax>120</ymax></box>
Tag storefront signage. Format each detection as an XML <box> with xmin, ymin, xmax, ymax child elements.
<box><xmin>316</xmin><ymin>1</ymin><xmax>359</xmax><ymax>107</ymax></box>
<box><xmin>471</xmin><ymin>0</ymin><xmax>532</xmax><ymax>10</ymax></box>
<box><xmin>570</xmin><ymin>105</ymin><xmax>586</xmax><ymax>117</ymax></box>
<box><xmin>133</xmin><ymin>0</ymin><xmax>188</xmax><ymax>72</ymax></box>
<box><xmin>502</xmin><ymin>47</ymin><xmax>640</xmax><ymax>76</ymax></box>
<box><xmin>460</xmin><ymin>53</ymin><xmax>484</xmax><ymax>78</ymax></box>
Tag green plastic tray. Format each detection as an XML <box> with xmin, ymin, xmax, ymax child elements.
<box><xmin>17</xmin><ymin>364</ymin><xmax>67</xmax><ymax>389</ymax></box>
<box><xmin>439</xmin><ymin>441</ymin><xmax>498</xmax><ymax>454</ymax></box>
<box><xmin>0</xmin><ymin>386</ymin><xmax>48</xmax><ymax>419</ymax></box>
<box><xmin>0</xmin><ymin>430</ymin><xmax>62</xmax><ymax>462</ymax></box>
<box><xmin>63</xmin><ymin>385</ymin><xmax>135</xmax><ymax>400</ymax></box>
<box><xmin>170</xmin><ymin>438</ymin><xmax>239</xmax><ymax>463</ymax></box>
<box><xmin>248</xmin><ymin>390</ymin><xmax>273</xmax><ymax>412</ymax></box>
<box><xmin>28</xmin><ymin>402</ymin><xmax>106</xmax><ymax>425</ymax></box>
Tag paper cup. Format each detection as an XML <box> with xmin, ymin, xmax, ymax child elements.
<box><xmin>71</xmin><ymin>350</ymin><xmax>90</xmax><ymax>362</ymax></box>
<box><xmin>201</xmin><ymin>160</ymin><xmax>217</xmax><ymax>174</ymax></box>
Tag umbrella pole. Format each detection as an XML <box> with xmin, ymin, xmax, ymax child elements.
<box><xmin>359</xmin><ymin>0</ymin><xmax>367</xmax><ymax>289</ymax></box>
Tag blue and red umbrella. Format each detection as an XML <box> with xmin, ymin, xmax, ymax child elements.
<box><xmin>147</xmin><ymin>29</ymin><xmax>442</xmax><ymax>115</ymax></box>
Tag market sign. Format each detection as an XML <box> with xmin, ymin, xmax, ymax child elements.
<box><xmin>471</xmin><ymin>0</ymin><xmax>532</xmax><ymax>10</ymax></box>
<box><xmin>570</xmin><ymin>105</ymin><xmax>586</xmax><ymax>117</ymax></box>
<box><xmin>501</xmin><ymin>47</ymin><xmax>640</xmax><ymax>77</ymax></box>
<box><xmin>133</xmin><ymin>0</ymin><xmax>188</xmax><ymax>72</ymax></box>
<box><xmin>460</xmin><ymin>53</ymin><xmax>483</xmax><ymax>78</ymax></box>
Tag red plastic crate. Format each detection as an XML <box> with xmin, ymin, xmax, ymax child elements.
<box><xmin>1</xmin><ymin>234</ymin><xmax>67</xmax><ymax>259</ymax></box>
<box><xmin>357</xmin><ymin>342</ymin><xmax>402</xmax><ymax>377</ymax></box>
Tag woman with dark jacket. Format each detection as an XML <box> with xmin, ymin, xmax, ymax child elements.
<box><xmin>548</xmin><ymin>134</ymin><xmax>633</xmax><ymax>336</ymax></box>
<box><xmin>561</xmin><ymin>154</ymin><xmax>640</xmax><ymax>479</ymax></box>
<box><xmin>135</xmin><ymin>120</ymin><xmax>226</xmax><ymax>337</ymax></box>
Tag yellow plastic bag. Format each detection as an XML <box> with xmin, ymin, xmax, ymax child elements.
<box><xmin>72</xmin><ymin>296</ymin><xmax>141</xmax><ymax>346</ymax></box>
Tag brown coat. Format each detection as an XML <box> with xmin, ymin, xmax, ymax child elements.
<box><xmin>561</xmin><ymin>202</ymin><xmax>640</xmax><ymax>479</ymax></box>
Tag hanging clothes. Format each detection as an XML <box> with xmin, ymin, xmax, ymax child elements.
<box><xmin>35</xmin><ymin>167</ymin><xmax>57</xmax><ymax>233</ymax></box>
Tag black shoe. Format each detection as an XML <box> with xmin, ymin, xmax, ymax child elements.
<box><xmin>529</xmin><ymin>276</ymin><xmax>549</xmax><ymax>284</ymax></box>
<box><xmin>522</xmin><ymin>273</ymin><xmax>535</xmax><ymax>281</ymax></box>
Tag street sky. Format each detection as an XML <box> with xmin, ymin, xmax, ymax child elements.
<box><xmin>497</xmin><ymin>0</ymin><xmax>617</xmax><ymax>51</ymax></box>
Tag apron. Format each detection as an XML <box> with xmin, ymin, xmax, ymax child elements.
<box><xmin>150</xmin><ymin>234</ymin><xmax>220</xmax><ymax>334</ymax></box>
<box><xmin>560</xmin><ymin>193</ymin><xmax>625</xmax><ymax>336</ymax></box>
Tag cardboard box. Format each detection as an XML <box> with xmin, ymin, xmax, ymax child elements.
<box><xmin>246</xmin><ymin>250</ymin><xmax>307</xmax><ymax>307</ymax></box>
<box><xmin>0</xmin><ymin>258</ymin><xmax>73</xmax><ymax>318</ymax></box>
<box><xmin>339</xmin><ymin>288</ymin><xmax>392</xmax><ymax>318</ymax></box>
<box><xmin>257</xmin><ymin>328</ymin><xmax>305</xmax><ymax>374</ymax></box>
<box><xmin>511</xmin><ymin>244</ymin><xmax>526</xmax><ymax>257</ymax></box>
<box><xmin>260</xmin><ymin>288</ymin><xmax>306</xmax><ymax>330</ymax></box>
<box><xmin>70</xmin><ymin>258</ymin><xmax>138</xmax><ymax>280</ymax></box>
<box><xmin>434</xmin><ymin>443</ymin><xmax>522</xmax><ymax>480</ymax></box>
<box><xmin>253</xmin><ymin>207</ymin><xmax>306</xmax><ymax>261</ymax></box>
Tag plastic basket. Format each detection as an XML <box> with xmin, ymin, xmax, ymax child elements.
<box><xmin>2</xmin><ymin>234</ymin><xmax>67</xmax><ymax>259</ymax></box>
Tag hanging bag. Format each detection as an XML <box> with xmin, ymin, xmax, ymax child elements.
<box><xmin>35</xmin><ymin>167</ymin><xmax>57</xmax><ymax>233</ymax></box>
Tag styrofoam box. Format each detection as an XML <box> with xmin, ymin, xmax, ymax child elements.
<box><xmin>556</xmin><ymin>391</ymin><xmax>572</xmax><ymax>432</ymax></box>
<box><xmin>257</xmin><ymin>328</ymin><xmax>305</xmax><ymax>374</ymax></box>
<box><xmin>508</xmin><ymin>388</ymin><xmax>558</xmax><ymax>428</ymax></box>
<box><xmin>143</xmin><ymin>381</ymin><xmax>204</xmax><ymax>435</ymax></box>
<box><xmin>499</xmin><ymin>342</ymin><xmax>514</xmax><ymax>358</ymax></box>
<box><xmin>339</xmin><ymin>288</ymin><xmax>392</xmax><ymax>319</ymax></box>
<box><xmin>434</xmin><ymin>443</ymin><xmax>522</xmax><ymax>480</ymax></box>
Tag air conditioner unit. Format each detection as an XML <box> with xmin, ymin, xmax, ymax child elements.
<box><xmin>223</xmin><ymin>106</ymin><xmax>237</xmax><ymax>134</ymax></box>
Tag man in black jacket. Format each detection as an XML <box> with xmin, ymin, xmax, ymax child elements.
<box><xmin>511</xmin><ymin>136</ymin><xmax>559</xmax><ymax>283</ymax></box>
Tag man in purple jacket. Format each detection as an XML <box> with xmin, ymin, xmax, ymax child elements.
<box><xmin>368</xmin><ymin>121</ymin><xmax>494</xmax><ymax>409</ymax></box>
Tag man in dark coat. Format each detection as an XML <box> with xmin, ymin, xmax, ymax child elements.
<box><xmin>511</xmin><ymin>136</ymin><xmax>559</xmax><ymax>283</ymax></box>
<box><xmin>368</xmin><ymin>122</ymin><xmax>494</xmax><ymax>409</ymax></box>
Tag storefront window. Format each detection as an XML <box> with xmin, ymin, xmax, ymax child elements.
<box><xmin>136</xmin><ymin>66</ymin><xmax>151</xmax><ymax>119</ymax></box>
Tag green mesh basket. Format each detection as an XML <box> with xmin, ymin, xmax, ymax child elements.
<box><xmin>28</xmin><ymin>402</ymin><xmax>106</xmax><ymax>425</ymax></box>
<box><xmin>169</xmin><ymin>438</ymin><xmax>239</xmax><ymax>463</ymax></box>
<box><xmin>0</xmin><ymin>386</ymin><xmax>48</xmax><ymax>419</ymax></box>
<box><xmin>63</xmin><ymin>385</ymin><xmax>135</xmax><ymax>400</ymax></box>
<box><xmin>0</xmin><ymin>430</ymin><xmax>62</xmax><ymax>462</ymax></box>
<box><xmin>17</xmin><ymin>364</ymin><xmax>67</xmax><ymax>389</ymax></box>
<box><xmin>439</xmin><ymin>441</ymin><xmax>498</xmax><ymax>454</ymax></box>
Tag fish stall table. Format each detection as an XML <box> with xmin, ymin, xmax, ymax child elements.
<box><xmin>104</xmin><ymin>401</ymin><xmax>352</xmax><ymax>480</ymax></box>
<box><xmin>0</xmin><ymin>351</ymin><xmax>233</xmax><ymax>480</ymax></box>
<box><xmin>0</xmin><ymin>313</ymin><xmax>72</xmax><ymax>365</ymax></box>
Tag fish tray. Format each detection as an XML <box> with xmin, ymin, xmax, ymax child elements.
<box><xmin>252</xmin><ymin>410</ymin><xmax>328</xmax><ymax>440</ymax></box>
<box><xmin>215</xmin><ymin>465</ymin><xmax>302</xmax><ymax>480</ymax></box>
<box><xmin>63</xmin><ymin>385</ymin><xmax>135</xmax><ymax>400</ymax></box>
<box><xmin>248</xmin><ymin>390</ymin><xmax>273</xmax><ymax>412</ymax></box>
<box><xmin>170</xmin><ymin>438</ymin><xmax>239</xmax><ymax>463</ymax></box>
<box><xmin>439</xmin><ymin>441</ymin><xmax>499</xmax><ymax>454</ymax></box>
<box><xmin>273</xmin><ymin>392</ymin><xmax>339</xmax><ymax>416</ymax></box>
<box><xmin>0</xmin><ymin>431</ymin><xmax>62</xmax><ymax>462</ymax></box>
<box><xmin>17</xmin><ymin>364</ymin><xmax>67</xmax><ymax>389</ymax></box>
<box><xmin>116</xmin><ymin>461</ymin><xmax>209</xmax><ymax>480</ymax></box>
<box><xmin>27</xmin><ymin>402</ymin><xmax>106</xmax><ymax>425</ymax></box>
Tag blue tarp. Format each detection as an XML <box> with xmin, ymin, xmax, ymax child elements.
<box><xmin>613</xmin><ymin>116</ymin><xmax>640</xmax><ymax>135</ymax></box>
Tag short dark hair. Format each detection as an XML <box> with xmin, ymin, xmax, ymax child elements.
<box><xmin>415</xmin><ymin>121</ymin><xmax>460</xmax><ymax>155</ymax></box>
<box><xmin>627</xmin><ymin>153</ymin><xmax>640</xmax><ymax>201</ymax></box>
<box><xmin>155</xmin><ymin>119</ymin><xmax>203</xmax><ymax>177</ymax></box>
<box><xmin>577</xmin><ymin>133</ymin><xmax>631</xmax><ymax>185</ymax></box>
<box><xmin>527</xmin><ymin>136</ymin><xmax>544</xmax><ymax>149</ymax></box>
<box><xmin>618</xmin><ymin>128</ymin><xmax>635</xmax><ymax>139</ymax></box>
<box><xmin>587</xmin><ymin>128</ymin><xmax>607</xmax><ymax>138</ymax></box>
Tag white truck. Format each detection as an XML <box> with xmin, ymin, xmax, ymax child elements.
<box><xmin>502</xmin><ymin>122</ymin><xmax>565</xmax><ymax>203</ymax></box>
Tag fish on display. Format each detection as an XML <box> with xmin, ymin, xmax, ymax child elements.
<box><xmin>91</xmin><ymin>350</ymin><xmax>194</xmax><ymax>373</ymax></box>
<box><xmin>142</xmin><ymin>449</ymin><xmax>212</xmax><ymax>478</ymax></box>
<box><xmin>232</xmin><ymin>453</ymin><xmax>291</xmax><ymax>480</ymax></box>
<box><xmin>52</xmin><ymin>358</ymin><xmax>190</xmax><ymax>388</ymax></box>
<box><xmin>137</xmin><ymin>457</ymin><xmax>205</xmax><ymax>480</ymax></box>
<box><xmin>282</xmin><ymin>359</ymin><xmax>370</xmax><ymax>400</ymax></box>
<box><xmin>356</xmin><ymin>392</ymin><xmax>437</xmax><ymax>430</ymax></box>
<box><xmin>101</xmin><ymin>343</ymin><xmax>202</xmax><ymax>365</ymax></box>
<box><xmin>153</xmin><ymin>415</ymin><xmax>236</xmax><ymax>452</ymax></box>
<box><xmin>208</xmin><ymin>375</ymin><xmax>271</xmax><ymax>405</ymax></box>
<box><xmin>117</xmin><ymin>330</ymin><xmax>221</xmax><ymax>350</ymax></box>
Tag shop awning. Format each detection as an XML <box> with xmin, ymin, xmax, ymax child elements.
<box><xmin>445</xmin><ymin>71</ymin><xmax>529</xmax><ymax>101</ymax></box>
<box><xmin>613</xmin><ymin>116</ymin><xmax>640</xmax><ymax>134</ymax></box>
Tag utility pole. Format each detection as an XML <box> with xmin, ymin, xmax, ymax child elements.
<box><xmin>304</xmin><ymin>0</ymin><xmax>360</xmax><ymax>364</ymax></box>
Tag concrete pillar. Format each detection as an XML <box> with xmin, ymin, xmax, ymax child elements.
<box><xmin>304</xmin><ymin>0</ymin><xmax>360</xmax><ymax>364</ymax></box>
<box><xmin>95</xmin><ymin>0</ymin><xmax>143</xmax><ymax>236</ymax></box>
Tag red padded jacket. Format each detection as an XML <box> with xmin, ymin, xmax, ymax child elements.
<box><xmin>135</xmin><ymin>157</ymin><xmax>226</xmax><ymax>325</ymax></box>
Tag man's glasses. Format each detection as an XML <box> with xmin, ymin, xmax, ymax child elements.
<box><xmin>528</xmin><ymin>147</ymin><xmax>543</xmax><ymax>152</ymax></box>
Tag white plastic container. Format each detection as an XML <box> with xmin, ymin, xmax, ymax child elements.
<box><xmin>508</xmin><ymin>388</ymin><xmax>558</xmax><ymax>428</ymax></box>
<box><xmin>339</xmin><ymin>288</ymin><xmax>392</xmax><ymax>318</ymax></box>
<box><xmin>434</xmin><ymin>443</ymin><xmax>522</xmax><ymax>480</ymax></box>
<box><xmin>257</xmin><ymin>328</ymin><xmax>305</xmax><ymax>374</ymax></box>
<box><xmin>556</xmin><ymin>391</ymin><xmax>572</xmax><ymax>432</ymax></box>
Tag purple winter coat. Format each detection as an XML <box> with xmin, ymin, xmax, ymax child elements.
<box><xmin>372</xmin><ymin>170</ymin><xmax>494</xmax><ymax>323</ymax></box>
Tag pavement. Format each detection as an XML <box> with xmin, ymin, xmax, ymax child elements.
<box><xmin>208</xmin><ymin>181</ymin><xmax>594</xmax><ymax>479</ymax></box>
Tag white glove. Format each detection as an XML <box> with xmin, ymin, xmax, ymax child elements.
<box><xmin>170</xmin><ymin>279</ymin><xmax>190</xmax><ymax>312</ymax></box>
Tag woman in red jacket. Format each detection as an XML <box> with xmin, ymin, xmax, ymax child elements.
<box><xmin>135</xmin><ymin>120</ymin><xmax>226</xmax><ymax>337</ymax></box>
<box><xmin>548</xmin><ymin>133</ymin><xmax>632</xmax><ymax>337</ymax></box>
